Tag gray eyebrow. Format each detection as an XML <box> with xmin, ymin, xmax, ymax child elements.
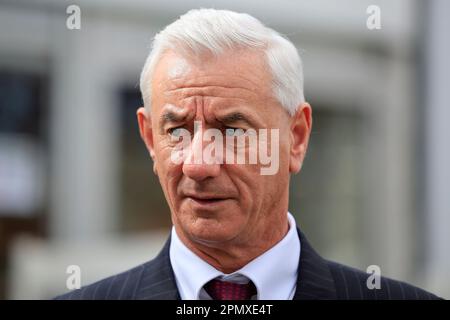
<box><xmin>159</xmin><ymin>111</ymin><xmax>187</xmax><ymax>127</ymax></box>
<box><xmin>217</xmin><ymin>112</ymin><xmax>253</xmax><ymax>127</ymax></box>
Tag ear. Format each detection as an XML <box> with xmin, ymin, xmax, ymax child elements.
<box><xmin>289</xmin><ymin>102</ymin><xmax>312</xmax><ymax>174</ymax></box>
<box><xmin>137</xmin><ymin>107</ymin><xmax>158</xmax><ymax>175</ymax></box>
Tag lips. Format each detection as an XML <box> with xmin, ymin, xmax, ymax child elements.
<box><xmin>184</xmin><ymin>194</ymin><xmax>232</xmax><ymax>207</ymax></box>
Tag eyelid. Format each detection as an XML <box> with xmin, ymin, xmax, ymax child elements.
<box><xmin>225</xmin><ymin>127</ymin><xmax>245</xmax><ymax>136</ymax></box>
<box><xmin>167</xmin><ymin>126</ymin><xmax>185</xmax><ymax>136</ymax></box>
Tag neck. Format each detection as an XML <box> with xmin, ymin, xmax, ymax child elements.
<box><xmin>175</xmin><ymin>213</ymin><xmax>289</xmax><ymax>274</ymax></box>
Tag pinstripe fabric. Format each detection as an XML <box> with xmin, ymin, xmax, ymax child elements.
<box><xmin>55</xmin><ymin>229</ymin><xmax>441</xmax><ymax>300</ymax></box>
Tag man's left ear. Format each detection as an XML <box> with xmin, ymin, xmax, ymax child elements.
<box><xmin>289</xmin><ymin>102</ymin><xmax>312</xmax><ymax>174</ymax></box>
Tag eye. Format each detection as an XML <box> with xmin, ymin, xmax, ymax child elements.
<box><xmin>168</xmin><ymin>127</ymin><xmax>184</xmax><ymax>137</ymax></box>
<box><xmin>225</xmin><ymin>127</ymin><xmax>245</xmax><ymax>136</ymax></box>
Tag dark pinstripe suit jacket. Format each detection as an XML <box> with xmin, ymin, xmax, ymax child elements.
<box><xmin>55</xmin><ymin>229</ymin><xmax>440</xmax><ymax>300</ymax></box>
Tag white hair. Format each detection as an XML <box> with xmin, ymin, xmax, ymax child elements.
<box><xmin>139</xmin><ymin>8</ymin><xmax>305</xmax><ymax>116</ymax></box>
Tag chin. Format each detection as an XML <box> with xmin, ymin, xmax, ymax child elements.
<box><xmin>184</xmin><ymin>217</ymin><xmax>239</xmax><ymax>245</ymax></box>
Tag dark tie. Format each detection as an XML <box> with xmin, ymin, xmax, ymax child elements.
<box><xmin>204</xmin><ymin>279</ymin><xmax>257</xmax><ymax>300</ymax></box>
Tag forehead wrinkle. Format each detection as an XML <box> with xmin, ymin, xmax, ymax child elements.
<box><xmin>163</xmin><ymin>85</ymin><xmax>260</xmax><ymax>103</ymax></box>
<box><xmin>164</xmin><ymin>73</ymin><xmax>264</xmax><ymax>94</ymax></box>
<box><xmin>175</xmin><ymin>95</ymin><xmax>256</xmax><ymax>117</ymax></box>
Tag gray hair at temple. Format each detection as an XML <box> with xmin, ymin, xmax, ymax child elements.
<box><xmin>139</xmin><ymin>8</ymin><xmax>305</xmax><ymax>116</ymax></box>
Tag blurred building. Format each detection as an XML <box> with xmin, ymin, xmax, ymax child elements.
<box><xmin>0</xmin><ymin>0</ymin><xmax>448</xmax><ymax>299</ymax></box>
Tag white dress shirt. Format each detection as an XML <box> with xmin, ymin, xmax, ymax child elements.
<box><xmin>169</xmin><ymin>212</ymin><xmax>301</xmax><ymax>300</ymax></box>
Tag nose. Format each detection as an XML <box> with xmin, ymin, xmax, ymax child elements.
<box><xmin>182</xmin><ymin>128</ymin><xmax>221</xmax><ymax>181</ymax></box>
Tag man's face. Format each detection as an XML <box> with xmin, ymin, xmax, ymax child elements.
<box><xmin>138</xmin><ymin>49</ymin><xmax>311</xmax><ymax>248</ymax></box>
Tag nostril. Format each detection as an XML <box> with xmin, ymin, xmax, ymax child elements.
<box><xmin>182</xmin><ymin>162</ymin><xmax>221</xmax><ymax>181</ymax></box>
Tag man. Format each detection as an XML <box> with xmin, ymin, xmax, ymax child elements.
<box><xmin>57</xmin><ymin>8</ymin><xmax>439</xmax><ymax>300</ymax></box>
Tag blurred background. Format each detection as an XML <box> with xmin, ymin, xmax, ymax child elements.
<box><xmin>0</xmin><ymin>0</ymin><xmax>449</xmax><ymax>299</ymax></box>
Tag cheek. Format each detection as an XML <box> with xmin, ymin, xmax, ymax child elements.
<box><xmin>154</xmin><ymin>144</ymin><xmax>183</xmax><ymax>201</ymax></box>
<box><xmin>276</xmin><ymin>136</ymin><xmax>291</xmax><ymax>170</ymax></box>
<box><xmin>226</xmin><ymin>145</ymin><xmax>290</xmax><ymax>210</ymax></box>
<box><xmin>226</xmin><ymin>164</ymin><xmax>262</xmax><ymax>207</ymax></box>
<box><xmin>154</xmin><ymin>138</ymin><xmax>178</xmax><ymax>173</ymax></box>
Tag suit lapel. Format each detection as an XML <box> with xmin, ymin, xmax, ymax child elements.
<box><xmin>293</xmin><ymin>229</ymin><xmax>337</xmax><ymax>299</ymax></box>
<box><xmin>134</xmin><ymin>229</ymin><xmax>337</xmax><ymax>300</ymax></box>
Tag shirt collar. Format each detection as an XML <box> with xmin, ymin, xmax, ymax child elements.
<box><xmin>169</xmin><ymin>212</ymin><xmax>300</xmax><ymax>300</ymax></box>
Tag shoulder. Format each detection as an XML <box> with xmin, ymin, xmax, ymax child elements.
<box><xmin>326</xmin><ymin>260</ymin><xmax>442</xmax><ymax>300</ymax></box>
<box><xmin>54</xmin><ymin>262</ymin><xmax>149</xmax><ymax>300</ymax></box>
<box><xmin>54</xmin><ymin>237</ymin><xmax>179</xmax><ymax>300</ymax></box>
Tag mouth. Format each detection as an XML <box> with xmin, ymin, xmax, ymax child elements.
<box><xmin>185</xmin><ymin>195</ymin><xmax>232</xmax><ymax>208</ymax></box>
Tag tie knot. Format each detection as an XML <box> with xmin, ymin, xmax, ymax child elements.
<box><xmin>204</xmin><ymin>278</ymin><xmax>257</xmax><ymax>300</ymax></box>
